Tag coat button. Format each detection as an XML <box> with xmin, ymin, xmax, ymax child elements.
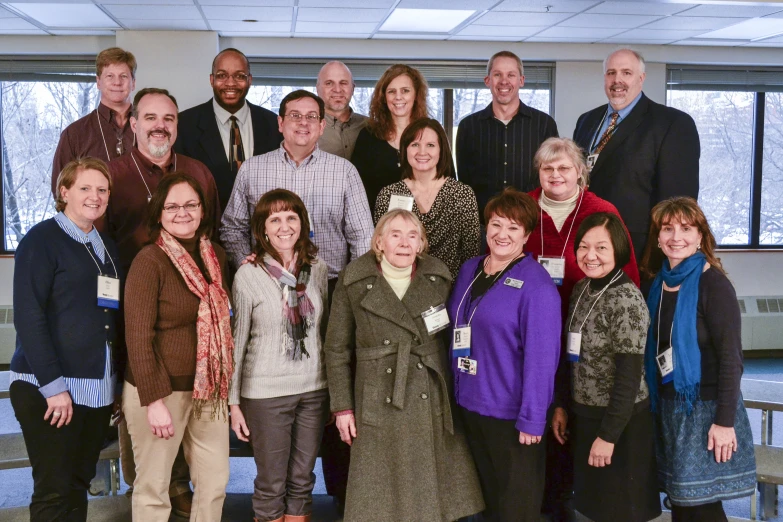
<box><xmin>104</xmin><ymin>309</ymin><xmax>109</xmax><ymax>313</ymax></box>
<box><xmin>420</xmin><ymin>393</ymin><xmax>428</xmax><ymax>400</ymax></box>
<box><xmin>429</xmin><ymin>276</ymin><xmax>436</xmax><ymax>282</ymax></box>
<box><xmin>386</xmin><ymin>368</ymin><xmax>392</xmax><ymax>374</ymax></box>
<box><xmin>417</xmin><ymin>362</ymin><xmax>423</xmax><ymax>370</ymax></box>
<box><xmin>105</xmin><ymin>325</ymin><xmax>110</xmax><ymax>330</ymax></box>
<box><xmin>367</xmin><ymin>283</ymin><xmax>373</xmax><ymax>290</ymax></box>
<box><xmin>413</xmin><ymin>335</ymin><xmax>418</xmax><ymax>342</ymax></box>
<box><xmin>383</xmin><ymin>339</ymin><xmax>390</xmax><ymax>345</ymax></box>
<box><xmin>385</xmin><ymin>396</ymin><xmax>391</xmax><ymax>403</ymax></box>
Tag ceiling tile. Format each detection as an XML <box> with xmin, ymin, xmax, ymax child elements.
<box><xmin>298</xmin><ymin>0</ymin><xmax>394</xmax><ymax>7</ymax></box>
<box><xmin>218</xmin><ymin>30</ymin><xmax>291</xmax><ymax>36</ymax></box>
<box><xmin>458</xmin><ymin>24</ymin><xmax>539</xmax><ymax>37</ymax></box>
<box><xmin>297</xmin><ymin>21</ymin><xmax>377</xmax><ymax>33</ymax></box>
<box><xmin>642</xmin><ymin>16</ymin><xmax>738</xmax><ymax>31</ymax></box>
<box><xmin>765</xmin><ymin>12</ymin><xmax>783</xmax><ymax>19</ymax></box>
<box><xmin>742</xmin><ymin>41</ymin><xmax>783</xmax><ymax>47</ymax></box>
<box><xmin>199</xmin><ymin>0</ymin><xmax>293</xmax><ymax>4</ymax></box>
<box><xmin>50</xmin><ymin>29</ymin><xmax>116</xmax><ymax>35</ymax></box>
<box><xmin>610</xmin><ymin>28</ymin><xmax>708</xmax><ymax>40</ymax></box>
<box><xmin>473</xmin><ymin>11</ymin><xmax>572</xmax><ymax>26</ymax></box>
<box><xmin>449</xmin><ymin>35</ymin><xmax>524</xmax><ymax>41</ymax></box>
<box><xmin>493</xmin><ymin>0</ymin><xmax>600</xmax><ymax>13</ymax></box>
<box><xmin>122</xmin><ymin>19</ymin><xmax>207</xmax><ymax>30</ymax></box>
<box><xmin>210</xmin><ymin>20</ymin><xmax>289</xmax><ymax>32</ymax></box>
<box><xmin>756</xmin><ymin>34</ymin><xmax>783</xmax><ymax>43</ymax></box>
<box><xmin>558</xmin><ymin>13</ymin><xmax>662</xmax><ymax>28</ymax></box>
<box><xmin>0</xmin><ymin>28</ymin><xmax>47</xmax><ymax>34</ymax></box>
<box><xmin>293</xmin><ymin>32</ymin><xmax>369</xmax><ymax>38</ymax></box>
<box><xmin>533</xmin><ymin>26</ymin><xmax>624</xmax><ymax>39</ymax></box>
<box><xmin>675</xmin><ymin>4</ymin><xmax>783</xmax><ymax>18</ymax></box>
<box><xmin>671</xmin><ymin>38</ymin><xmax>748</xmax><ymax>46</ymax></box>
<box><xmin>698</xmin><ymin>18</ymin><xmax>783</xmax><ymax>40</ymax></box>
<box><xmin>296</xmin><ymin>8</ymin><xmax>387</xmax><ymax>23</ymax></box>
<box><xmin>105</xmin><ymin>5</ymin><xmax>203</xmax><ymax>20</ymax></box>
<box><xmin>372</xmin><ymin>33</ymin><xmax>449</xmax><ymax>39</ymax></box>
<box><xmin>8</xmin><ymin>3</ymin><xmax>119</xmax><ymax>28</ymax></box>
<box><xmin>397</xmin><ymin>0</ymin><xmax>496</xmax><ymax>8</ymax></box>
<box><xmin>602</xmin><ymin>37</ymin><xmax>677</xmax><ymax>44</ymax></box>
<box><xmin>524</xmin><ymin>36</ymin><xmax>597</xmax><ymax>42</ymax></box>
<box><xmin>0</xmin><ymin>17</ymin><xmax>39</xmax><ymax>29</ymax></box>
<box><xmin>201</xmin><ymin>6</ymin><xmax>292</xmax><ymax>21</ymax></box>
<box><xmin>97</xmin><ymin>0</ymin><xmax>193</xmax><ymax>3</ymax></box>
<box><xmin>585</xmin><ymin>2</ymin><xmax>695</xmax><ymax>16</ymax></box>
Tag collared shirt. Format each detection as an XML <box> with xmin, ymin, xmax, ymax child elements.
<box><xmin>590</xmin><ymin>92</ymin><xmax>643</xmax><ymax>153</ymax></box>
<box><xmin>10</xmin><ymin>212</ymin><xmax>116</xmax><ymax>407</ymax></box>
<box><xmin>212</xmin><ymin>98</ymin><xmax>254</xmax><ymax>162</ymax></box>
<box><xmin>51</xmin><ymin>102</ymin><xmax>134</xmax><ymax>194</ymax></box>
<box><xmin>220</xmin><ymin>145</ymin><xmax>373</xmax><ymax>279</ymax></box>
<box><xmin>456</xmin><ymin>100</ymin><xmax>559</xmax><ymax>218</ymax></box>
<box><xmin>318</xmin><ymin>110</ymin><xmax>368</xmax><ymax>160</ymax></box>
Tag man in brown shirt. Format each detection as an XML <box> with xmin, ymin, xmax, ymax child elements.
<box><xmin>106</xmin><ymin>88</ymin><xmax>220</xmax><ymax>516</ymax></box>
<box><xmin>51</xmin><ymin>47</ymin><xmax>136</xmax><ymax>194</ymax></box>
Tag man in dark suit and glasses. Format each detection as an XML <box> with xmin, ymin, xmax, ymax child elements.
<box><xmin>175</xmin><ymin>48</ymin><xmax>282</xmax><ymax>212</ymax></box>
<box><xmin>573</xmin><ymin>48</ymin><xmax>700</xmax><ymax>260</ymax></box>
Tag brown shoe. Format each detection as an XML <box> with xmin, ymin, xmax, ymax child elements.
<box><xmin>170</xmin><ymin>491</ymin><xmax>193</xmax><ymax>518</ymax></box>
<box><xmin>284</xmin><ymin>515</ymin><xmax>310</xmax><ymax>522</ymax></box>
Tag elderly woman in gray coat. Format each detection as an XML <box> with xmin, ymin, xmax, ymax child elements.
<box><xmin>325</xmin><ymin>209</ymin><xmax>484</xmax><ymax>522</ymax></box>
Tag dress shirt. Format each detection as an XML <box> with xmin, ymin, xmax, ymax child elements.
<box><xmin>318</xmin><ymin>110</ymin><xmax>368</xmax><ymax>160</ymax></box>
<box><xmin>212</xmin><ymin>99</ymin><xmax>254</xmax><ymax>162</ymax></box>
<box><xmin>590</xmin><ymin>92</ymin><xmax>643</xmax><ymax>153</ymax></box>
<box><xmin>220</xmin><ymin>145</ymin><xmax>373</xmax><ymax>279</ymax></box>
<box><xmin>10</xmin><ymin>212</ymin><xmax>116</xmax><ymax>407</ymax></box>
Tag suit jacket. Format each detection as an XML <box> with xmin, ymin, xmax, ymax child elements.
<box><xmin>175</xmin><ymin>99</ymin><xmax>282</xmax><ymax>212</ymax></box>
<box><xmin>572</xmin><ymin>93</ymin><xmax>700</xmax><ymax>258</ymax></box>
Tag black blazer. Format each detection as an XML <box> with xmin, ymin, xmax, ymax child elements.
<box><xmin>573</xmin><ymin>93</ymin><xmax>700</xmax><ymax>257</ymax></box>
<box><xmin>175</xmin><ymin>99</ymin><xmax>282</xmax><ymax>212</ymax></box>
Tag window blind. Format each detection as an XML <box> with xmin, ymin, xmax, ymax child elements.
<box><xmin>668</xmin><ymin>65</ymin><xmax>783</xmax><ymax>93</ymax></box>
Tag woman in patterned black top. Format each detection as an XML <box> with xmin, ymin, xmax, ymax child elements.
<box><xmin>553</xmin><ymin>212</ymin><xmax>661</xmax><ymax>522</ymax></box>
<box><xmin>373</xmin><ymin>118</ymin><xmax>480</xmax><ymax>279</ymax></box>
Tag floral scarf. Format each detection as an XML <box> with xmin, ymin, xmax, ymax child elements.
<box><xmin>263</xmin><ymin>254</ymin><xmax>314</xmax><ymax>361</ymax></box>
<box><xmin>156</xmin><ymin>230</ymin><xmax>234</xmax><ymax>420</ymax></box>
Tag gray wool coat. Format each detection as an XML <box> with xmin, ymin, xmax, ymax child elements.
<box><xmin>325</xmin><ymin>252</ymin><xmax>484</xmax><ymax>522</ymax></box>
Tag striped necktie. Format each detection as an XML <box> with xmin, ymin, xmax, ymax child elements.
<box><xmin>229</xmin><ymin>115</ymin><xmax>245</xmax><ymax>175</ymax></box>
<box><xmin>594</xmin><ymin>112</ymin><xmax>619</xmax><ymax>154</ymax></box>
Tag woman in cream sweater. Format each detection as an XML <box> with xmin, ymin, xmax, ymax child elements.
<box><xmin>229</xmin><ymin>189</ymin><xmax>328</xmax><ymax>522</ymax></box>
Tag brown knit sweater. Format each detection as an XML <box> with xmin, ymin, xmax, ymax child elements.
<box><xmin>124</xmin><ymin>236</ymin><xmax>229</xmax><ymax>406</ymax></box>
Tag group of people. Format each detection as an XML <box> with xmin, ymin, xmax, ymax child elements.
<box><xmin>8</xmin><ymin>41</ymin><xmax>756</xmax><ymax>522</ymax></box>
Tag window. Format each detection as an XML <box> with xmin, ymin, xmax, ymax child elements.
<box><xmin>667</xmin><ymin>66</ymin><xmax>783</xmax><ymax>247</ymax></box>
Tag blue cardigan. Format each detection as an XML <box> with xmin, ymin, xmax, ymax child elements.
<box><xmin>11</xmin><ymin>218</ymin><xmax>119</xmax><ymax>389</ymax></box>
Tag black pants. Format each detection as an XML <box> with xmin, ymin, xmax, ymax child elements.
<box><xmin>671</xmin><ymin>501</ymin><xmax>727</xmax><ymax>522</ymax></box>
<box><xmin>10</xmin><ymin>380</ymin><xmax>111</xmax><ymax>522</ymax></box>
<box><xmin>460</xmin><ymin>407</ymin><xmax>547</xmax><ymax>522</ymax></box>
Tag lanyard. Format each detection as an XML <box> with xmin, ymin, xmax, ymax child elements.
<box><xmin>568</xmin><ymin>269</ymin><xmax>623</xmax><ymax>333</ymax></box>
<box><xmin>81</xmin><ymin>233</ymin><xmax>118</xmax><ymax>278</ymax></box>
<box><xmin>456</xmin><ymin>255</ymin><xmax>520</xmax><ymax>327</ymax></box>
<box><xmin>539</xmin><ymin>188</ymin><xmax>584</xmax><ymax>259</ymax></box>
<box><xmin>656</xmin><ymin>289</ymin><xmax>676</xmax><ymax>355</ymax></box>
<box><xmin>131</xmin><ymin>151</ymin><xmax>176</xmax><ymax>199</ymax></box>
<box><xmin>96</xmin><ymin>111</ymin><xmax>112</xmax><ymax>163</ymax></box>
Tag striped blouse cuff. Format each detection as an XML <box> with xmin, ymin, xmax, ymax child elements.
<box><xmin>38</xmin><ymin>376</ymin><xmax>68</xmax><ymax>398</ymax></box>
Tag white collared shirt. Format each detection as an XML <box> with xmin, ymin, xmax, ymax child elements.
<box><xmin>212</xmin><ymin>98</ymin><xmax>254</xmax><ymax>162</ymax></box>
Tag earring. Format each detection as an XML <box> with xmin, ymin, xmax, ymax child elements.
<box><xmin>697</xmin><ymin>244</ymin><xmax>701</xmax><ymax>250</ymax></box>
<box><xmin>657</xmin><ymin>242</ymin><xmax>661</xmax><ymax>248</ymax></box>
<box><xmin>264</xmin><ymin>234</ymin><xmax>269</xmax><ymax>242</ymax></box>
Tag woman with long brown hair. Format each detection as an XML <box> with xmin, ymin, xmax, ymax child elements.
<box><xmin>640</xmin><ymin>197</ymin><xmax>756</xmax><ymax>521</ymax></box>
<box><xmin>351</xmin><ymin>64</ymin><xmax>430</xmax><ymax>213</ymax></box>
<box><xmin>229</xmin><ymin>189</ymin><xmax>329</xmax><ymax>522</ymax></box>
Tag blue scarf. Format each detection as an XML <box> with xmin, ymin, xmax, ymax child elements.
<box><xmin>644</xmin><ymin>252</ymin><xmax>706</xmax><ymax>414</ymax></box>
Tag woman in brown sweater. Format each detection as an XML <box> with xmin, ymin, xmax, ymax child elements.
<box><xmin>122</xmin><ymin>172</ymin><xmax>233</xmax><ymax>522</ymax></box>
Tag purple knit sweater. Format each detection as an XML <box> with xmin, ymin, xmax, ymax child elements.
<box><xmin>448</xmin><ymin>254</ymin><xmax>561</xmax><ymax>436</ymax></box>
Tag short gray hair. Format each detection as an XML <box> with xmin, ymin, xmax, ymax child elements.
<box><xmin>533</xmin><ymin>137</ymin><xmax>589</xmax><ymax>189</ymax></box>
<box><xmin>371</xmin><ymin>209</ymin><xmax>429</xmax><ymax>262</ymax></box>
<box><xmin>603</xmin><ymin>48</ymin><xmax>646</xmax><ymax>74</ymax></box>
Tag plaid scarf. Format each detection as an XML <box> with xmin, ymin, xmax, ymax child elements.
<box><xmin>156</xmin><ymin>230</ymin><xmax>234</xmax><ymax>420</ymax></box>
<box><xmin>263</xmin><ymin>254</ymin><xmax>315</xmax><ymax>361</ymax></box>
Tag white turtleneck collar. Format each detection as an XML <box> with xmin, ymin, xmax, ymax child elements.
<box><xmin>380</xmin><ymin>256</ymin><xmax>413</xmax><ymax>300</ymax></box>
<box><xmin>540</xmin><ymin>188</ymin><xmax>580</xmax><ymax>232</ymax></box>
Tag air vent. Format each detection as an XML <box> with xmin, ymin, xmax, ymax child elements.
<box><xmin>0</xmin><ymin>306</ymin><xmax>12</xmax><ymax>325</ymax></box>
<box><xmin>758</xmin><ymin>299</ymin><xmax>769</xmax><ymax>313</ymax></box>
<box><xmin>756</xmin><ymin>298</ymin><xmax>783</xmax><ymax>314</ymax></box>
<box><xmin>771</xmin><ymin>300</ymin><xmax>781</xmax><ymax>313</ymax></box>
<box><xmin>738</xmin><ymin>299</ymin><xmax>747</xmax><ymax>314</ymax></box>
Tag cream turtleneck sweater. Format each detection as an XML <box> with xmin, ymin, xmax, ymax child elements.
<box><xmin>381</xmin><ymin>256</ymin><xmax>413</xmax><ymax>299</ymax></box>
<box><xmin>539</xmin><ymin>189</ymin><xmax>580</xmax><ymax>232</ymax></box>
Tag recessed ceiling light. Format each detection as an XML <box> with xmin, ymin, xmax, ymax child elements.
<box><xmin>698</xmin><ymin>18</ymin><xmax>783</xmax><ymax>40</ymax></box>
<box><xmin>379</xmin><ymin>8</ymin><xmax>475</xmax><ymax>33</ymax></box>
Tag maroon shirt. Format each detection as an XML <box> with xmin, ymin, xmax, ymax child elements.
<box><xmin>104</xmin><ymin>149</ymin><xmax>222</xmax><ymax>272</ymax></box>
<box><xmin>51</xmin><ymin>102</ymin><xmax>134</xmax><ymax>194</ymax></box>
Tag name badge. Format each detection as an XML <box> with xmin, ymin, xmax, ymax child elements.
<box><xmin>421</xmin><ymin>304</ymin><xmax>449</xmax><ymax>335</ymax></box>
<box><xmin>388</xmin><ymin>194</ymin><xmax>414</xmax><ymax>212</ymax></box>
<box><xmin>457</xmin><ymin>357</ymin><xmax>477</xmax><ymax>375</ymax></box>
<box><xmin>452</xmin><ymin>325</ymin><xmax>471</xmax><ymax>358</ymax></box>
<box><xmin>147</xmin><ymin>195</ymin><xmax>152</xmax><ymax>203</ymax></box>
<box><xmin>566</xmin><ymin>332</ymin><xmax>582</xmax><ymax>362</ymax></box>
<box><xmin>309</xmin><ymin>215</ymin><xmax>315</xmax><ymax>239</ymax></box>
<box><xmin>657</xmin><ymin>347</ymin><xmax>675</xmax><ymax>384</ymax></box>
<box><xmin>586</xmin><ymin>153</ymin><xmax>598</xmax><ymax>171</ymax></box>
<box><xmin>97</xmin><ymin>275</ymin><xmax>120</xmax><ymax>309</ymax></box>
<box><xmin>539</xmin><ymin>257</ymin><xmax>565</xmax><ymax>286</ymax></box>
<box><xmin>503</xmin><ymin>277</ymin><xmax>524</xmax><ymax>289</ymax></box>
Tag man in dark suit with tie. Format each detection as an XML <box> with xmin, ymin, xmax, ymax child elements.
<box><xmin>573</xmin><ymin>48</ymin><xmax>700</xmax><ymax>260</ymax></box>
<box><xmin>175</xmin><ymin>48</ymin><xmax>282</xmax><ymax>212</ymax></box>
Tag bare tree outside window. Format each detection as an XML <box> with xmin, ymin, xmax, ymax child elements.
<box><xmin>762</xmin><ymin>93</ymin><xmax>783</xmax><ymax>245</ymax></box>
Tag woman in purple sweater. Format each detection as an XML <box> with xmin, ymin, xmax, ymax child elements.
<box><xmin>447</xmin><ymin>188</ymin><xmax>561</xmax><ymax>522</ymax></box>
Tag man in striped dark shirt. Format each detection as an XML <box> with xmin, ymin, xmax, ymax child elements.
<box><xmin>456</xmin><ymin>51</ymin><xmax>559</xmax><ymax>219</ymax></box>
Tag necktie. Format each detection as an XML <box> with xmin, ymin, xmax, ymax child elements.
<box><xmin>593</xmin><ymin>112</ymin><xmax>619</xmax><ymax>155</ymax></box>
<box><xmin>229</xmin><ymin>115</ymin><xmax>245</xmax><ymax>175</ymax></box>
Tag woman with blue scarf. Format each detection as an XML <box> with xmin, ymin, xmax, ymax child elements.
<box><xmin>640</xmin><ymin>197</ymin><xmax>756</xmax><ymax>521</ymax></box>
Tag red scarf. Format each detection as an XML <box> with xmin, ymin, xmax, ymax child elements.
<box><xmin>156</xmin><ymin>230</ymin><xmax>234</xmax><ymax>420</ymax></box>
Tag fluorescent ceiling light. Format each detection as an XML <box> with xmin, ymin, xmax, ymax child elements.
<box><xmin>380</xmin><ymin>8</ymin><xmax>474</xmax><ymax>33</ymax></box>
<box><xmin>9</xmin><ymin>3</ymin><xmax>119</xmax><ymax>28</ymax></box>
<box><xmin>698</xmin><ymin>18</ymin><xmax>783</xmax><ymax>40</ymax></box>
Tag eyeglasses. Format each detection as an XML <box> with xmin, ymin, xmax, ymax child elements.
<box><xmin>163</xmin><ymin>202</ymin><xmax>201</xmax><ymax>213</ymax></box>
<box><xmin>213</xmin><ymin>72</ymin><xmax>250</xmax><ymax>83</ymax></box>
<box><xmin>541</xmin><ymin>166</ymin><xmax>575</xmax><ymax>175</ymax></box>
<box><xmin>285</xmin><ymin>112</ymin><xmax>321</xmax><ymax>123</ymax></box>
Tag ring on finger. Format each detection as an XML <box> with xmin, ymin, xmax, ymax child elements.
<box><xmin>53</xmin><ymin>412</ymin><xmax>62</xmax><ymax>417</ymax></box>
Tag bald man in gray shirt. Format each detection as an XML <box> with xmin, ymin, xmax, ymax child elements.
<box><xmin>316</xmin><ymin>61</ymin><xmax>367</xmax><ymax>161</ymax></box>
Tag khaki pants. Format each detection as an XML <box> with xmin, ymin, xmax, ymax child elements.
<box><xmin>123</xmin><ymin>383</ymin><xmax>229</xmax><ymax>522</ymax></box>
